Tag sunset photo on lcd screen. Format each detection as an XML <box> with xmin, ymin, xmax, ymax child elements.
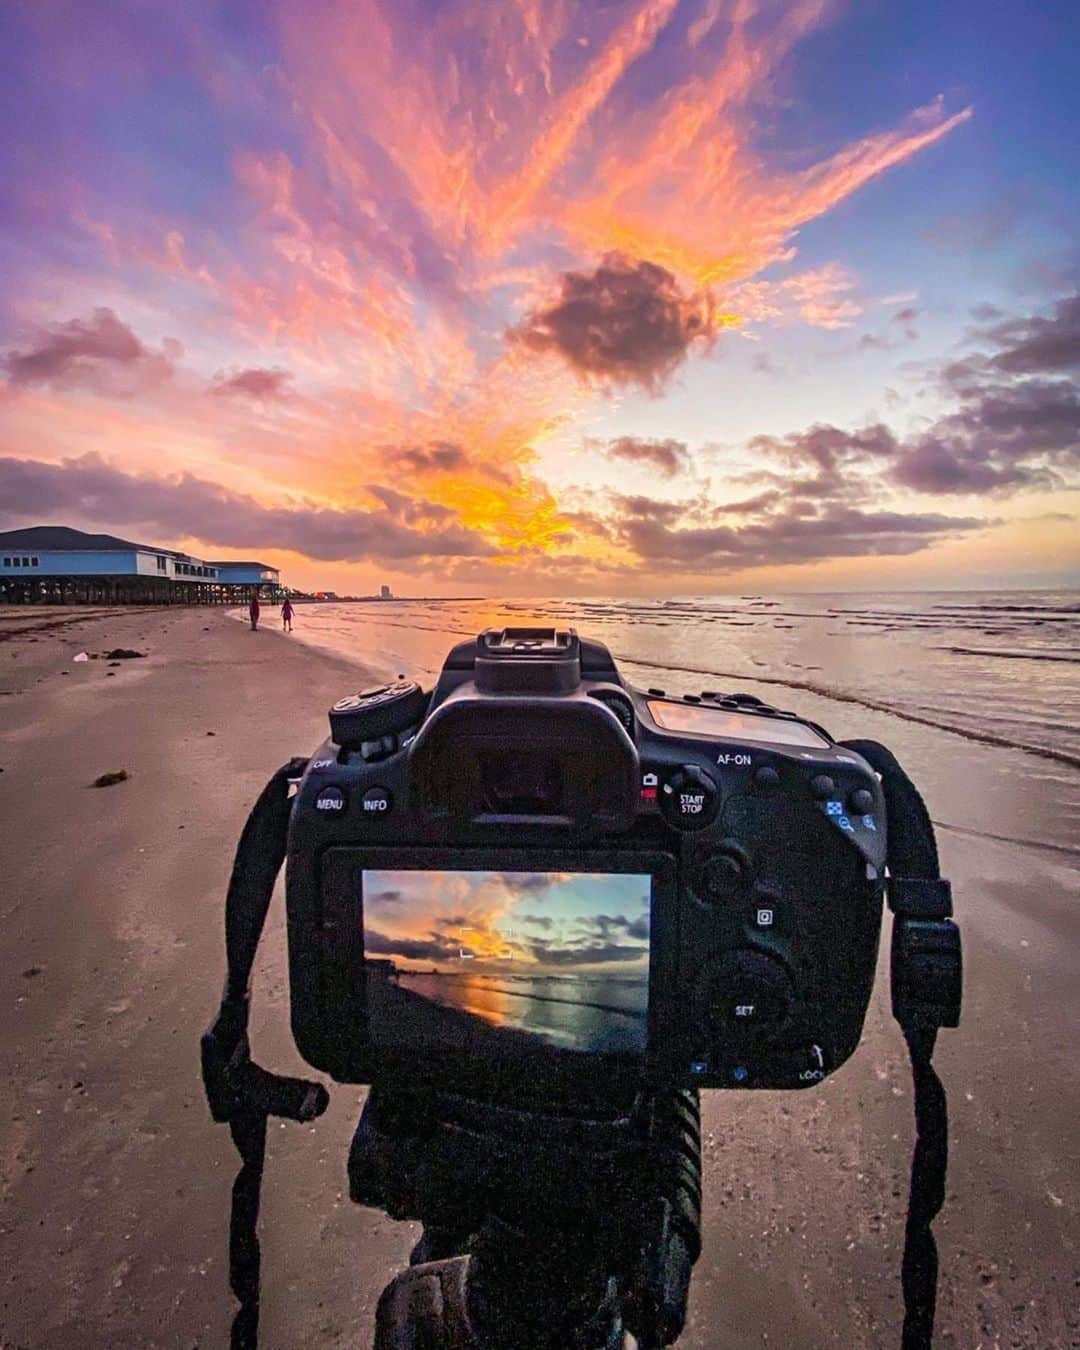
<box><xmin>362</xmin><ymin>869</ymin><xmax>652</xmax><ymax>1055</ymax></box>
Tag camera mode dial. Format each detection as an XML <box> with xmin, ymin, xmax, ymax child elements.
<box><xmin>329</xmin><ymin>680</ymin><xmax>426</xmax><ymax>752</ymax></box>
<box><xmin>660</xmin><ymin>764</ymin><xmax>720</xmax><ymax>830</ymax></box>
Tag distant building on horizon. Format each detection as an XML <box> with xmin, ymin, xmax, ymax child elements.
<box><xmin>0</xmin><ymin>525</ymin><xmax>281</xmax><ymax>605</ymax></box>
<box><xmin>380</xmin><ymin>583</ymin><xmax>392</xmax><ymax>599</ymax></box>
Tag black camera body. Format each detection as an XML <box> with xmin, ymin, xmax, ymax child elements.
<box><xmin>285</xmin><ymin>628</ymin><xmax>887</xmax><ymax>1107</ymax></box>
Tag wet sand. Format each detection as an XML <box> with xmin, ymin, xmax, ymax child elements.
<box><xmin>1</xmin><ymin>607</ymin><xmax>1077</xmax><ymax>1348</ymax></box>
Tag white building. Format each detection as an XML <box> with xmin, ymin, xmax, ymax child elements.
<box><xmin>0</xmin><ymin>526</ymin><xmax>280</xmax><ymax>604</ymax></box>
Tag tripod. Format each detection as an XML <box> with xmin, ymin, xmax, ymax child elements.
<box><xmin>352</xmin><ymin>1081</ymin><xmax>703</xmax><ymax>1350</ymax></box>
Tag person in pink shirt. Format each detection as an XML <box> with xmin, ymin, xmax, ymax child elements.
<box><xmin>248</xmin><ymin>596</ymin><xmax>260</xmax><ymax>630</ymax></box>
<box><xmin>281</xmin><ymin>598</ymin><xmax>294</xmax><ymax>632</ymax></box>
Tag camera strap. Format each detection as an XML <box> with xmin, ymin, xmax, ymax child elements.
<box><xmin>841</xmin><ymin>740</ymin><xmax>962</xmax><ymax>1350</ymax></box>
<box><xmin>200</xmin><ymin>759</ymin><xmax>330</xmax><ymax>1350</ymax></box>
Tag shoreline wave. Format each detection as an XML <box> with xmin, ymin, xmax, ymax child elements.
<box><xmin>247</xmin><ymin>594</ymin><xmax>1080</xmax><ymax>772</ymax></box>
<box><xmin>600</xmin><ymin>656</ymin><xmax>1080</xmax><ymax>770</ymax></box>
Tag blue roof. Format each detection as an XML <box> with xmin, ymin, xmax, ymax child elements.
<box><xmin>0</xmin><ymin>525</ymin><xmax>154</xmax><ymax>552</ymax></box>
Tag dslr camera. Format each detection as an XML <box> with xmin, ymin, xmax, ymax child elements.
<box><xmin>285</xmin><ymin>627</ymin><xmax>888</xmax><ymax>1107</ymax></box>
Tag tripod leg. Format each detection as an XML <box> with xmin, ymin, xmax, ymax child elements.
<box><xmin>374</xmin><ymin>1256</ymin><xmax>474</xmax><ymax>1350</ymax></box>
<box><xmin>410</xmin><ymin>1226</ymin><xmax>473</xmax><ymax>1266</ymax></box>
<box><xmin>464</xmin><ymin>1215</ymin><xmax>617</xmax><ymax>1350</ymax></box>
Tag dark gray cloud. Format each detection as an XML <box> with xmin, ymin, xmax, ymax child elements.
<box><xmin>744</xmin><ymin>293</ymin><xmax>1080</xmax><ymax>500</ymax></box>
<box><xmin>368</xmin><ymin>889</ymin><xmax>403</xmax><ymax>905</ymax></box>
<box><xmin>365</xmin><ymin>930</ymin><xmax>459</xmax><ymax>962</ymax></box>
<box><xmin>747</xmin><ymin>423</ymin><xmax>899</xmax><ymax>503</ymax></box>
<box><xmin>895</xmin><ymin>381</ymin><xmax>1078</xmax><ymax>493</ymax></box>
<box><xmin>503</xmin><ymin>873</ymin><xmax>558</xmax><ymax>895</ymax></box>
<box><xmin>578</xmin><ymin>913</ymin><xmax>650</xmax><ymax>942</ymax></box>
<box><xmin>365</xmin><ymin>483</ymin><xmax>457</xmax><ymax>524</ymax></box>
<box><xmin>590</xmin><ymin>297</ymin><xmax>1080</xmax><ymax>563</ymax></box>
<box><xmin>611</xmin><ymin>494</ymin><xmax>686</xmax><ymax>524</ymax></box>
<box><xmin>974</xmin><ymin>292</ymin><xmax>1080</xmax><ymax>377</ymax></box>
<box><xmin>614</xmin><ymin>501</ymin><xmax>984</xmax><ymax>568</ymax></box>
<box><xmin>434</xmin><ymin>914</ymin><xmax>473</xmax><ymax>931</ymax></box>
<box><xmin>720</xmin><ymin>490</ymin><xmax>783</xmax><ymax>515</ymax></box>
<box><xmin>1</xmin><ymin>308</ymin><xmax>177</xmax><ymax>394</ymax></box>
<box><xmin>751</xmin><ymin>423</ymin><xmax>898</xmax><ymax>475</ymax></box>
<box><xmin>598</xmin><ymin>411</ymin><xmax>987</xmax><ymax>567</ymax></box>
<box><xmin>387</xmin><ymin>441</ymin><xmax>467</xmax><ymax>473</ymax></box>
<box><xmin>512</xmin><ymin>253</ymin><xmax>716</xmax><ymax>392</ymax></box>
<box><xmin>526</xmin><ymin>941</ymin><xmax>649</xmax><ymax>967</ymax></box>
<box><xmin>0</xmin><ymin>454</ymin><xmax>498</xmax><ymax>562</ymax></box>
<box><xmin>894</xmin><ymin>292</ymin><xmax>1080</xmax><ymax>493</ymax></box>
<box><xmin>381</xmin><ymin>441</ymin><xmax>514</xmax><ymax>485</ymax></box>
<box><xmin>212</xmin><ymin>367</ymin><xmax>293</xmax><ymax>401</ymax></box>
<box><xmin>859</xmin><ymin>307</ymin><xmax>918</xmax><ymax>351</ymax></box>
<box><xmin>602</xmin><ymin>436</ymin><xmax>690</xmax><ymax>478</ymax></box>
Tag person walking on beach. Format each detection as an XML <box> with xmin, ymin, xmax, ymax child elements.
<box><xmin>281</xmin><ymin>598</ymin><xmax>294</xmax><ymax>632</ymax></box>
<box><xmin>248</xmin><ymin>596</ymin><xmax>260</xmax><ymax>631</ymax></box>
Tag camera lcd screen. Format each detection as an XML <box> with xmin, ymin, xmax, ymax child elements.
<box><xmin>647</xmin><ymin>699</ymin><xmax>830</xmax><ymax>748</ymax></box>
<box><xmin>360</xmin><ymin>869</ymin><xmax>651</xmax><ymax>1058</ymax></box>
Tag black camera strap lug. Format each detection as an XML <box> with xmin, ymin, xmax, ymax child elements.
<box><xmin>888</xmin><ymin>876</ymin><xmax>952</xmax><ymax>919</ymax></box>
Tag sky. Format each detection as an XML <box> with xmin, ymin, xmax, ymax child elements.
<box><xmin>363</xmin><ymin>869</ymin><xmax>651</xmax><ymax>973</ymax></box>
<box><xmin>0</xmin><ymin>0</ymin><xmax>1077</xmax><ymax>595</ymax></box>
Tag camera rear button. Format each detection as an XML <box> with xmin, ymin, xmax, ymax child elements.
<box><xmin>361</xmin><ymin>786</ymin><xmax>393</xmax><ymax>815</ymax></box>
<box><xmin>315</xmin><ymin>786</ymin><xmax>347</xmax><ymax>813</ymax></box>
<box><xmin>809</xmin><ymin>774</ymin><xmax>836</xmax><ymax>799</ymax></box>
<box><xmin>660</xmin><ymin>765</ymin><xmax>720</xmax><ymax>830</ymax></box>
<box><xmin>700</xmin><ymin>845</ymin><xmax>749</xmax><ymax>900</ymax></box>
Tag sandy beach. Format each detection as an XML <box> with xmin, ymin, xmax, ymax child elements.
<box><xmin>1</xmin><ymin>606</ymin><xmax>1077</xmax><ymax>1348</ymax></box>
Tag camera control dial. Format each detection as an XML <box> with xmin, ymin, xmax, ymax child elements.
<box><xmin>709</xmin><ymin>950</ymin><xmax>793</xmax><ymax>1034</ymax></box>
<box><xmin>329</xmin><ymin>680</ymin><xmax>427</xmax><ymax>751</ymax></box>
<box><xmin>660</xmin><ymin>764</ymin><xmax>720</xmax><ymax>830</ymax></box>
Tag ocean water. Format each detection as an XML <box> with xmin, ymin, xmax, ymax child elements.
<box><xmin>270</xmin><ymin>592</ymin><xmax>1080</xmax><ymax>767</ymax></box>
<box><xmin>247</xmin><ymin>591</ymin><xmax>1080</xmax><ymax>854</ymax></box>
<box><xmin>392</xmin><ymin>970</ymin><xmax>648</xmax><ymax>1054</ymax></box>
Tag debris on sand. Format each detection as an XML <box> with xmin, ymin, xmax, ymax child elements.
<box><xmin>103</xmin><ymin>648</ymin><xmax>146</xmax><ymax>660</ymax></box>
<box><xmin>23</xmin><ymin>966</ymin><xmax>43</xmax><ymax>979</ymax></box>
<box><xmin>92</xmin><ymin>770</ymin><xmax>129</xmax><ymax>788</ymax></box>
<box><xmin>73</xmin><ymin>652</ymin><xmax>90</xmax><ymax>662</ymax></box>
